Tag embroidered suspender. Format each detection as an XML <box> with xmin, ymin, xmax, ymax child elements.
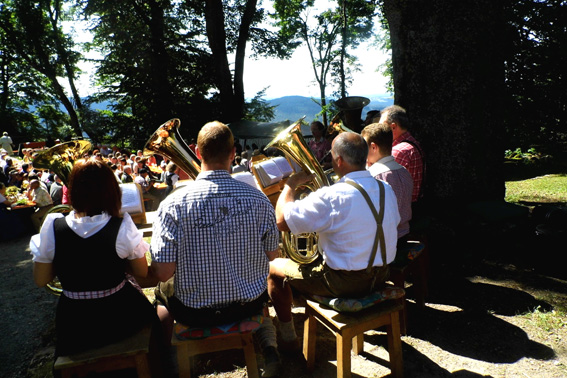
<box><xmin>345</xmin><ymin>180</ymin><xmax>386</xmax><ymax>273</ymax></box>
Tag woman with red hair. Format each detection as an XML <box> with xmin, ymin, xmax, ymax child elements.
<box><xmin>30</xmin><ymin>158</ymin><xmax>157</xmax><ymax>357</ymax></box>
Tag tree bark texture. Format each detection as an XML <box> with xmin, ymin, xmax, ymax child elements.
<box><xmin>383</xmin><ymin>0</ymin><xmax>506</xmax><ymax>206</ymax></box>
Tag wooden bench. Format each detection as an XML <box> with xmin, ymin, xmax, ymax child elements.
<box><xmin>54</xmin><ymin>326</ymin><xmax>152</xmax><ymax>378</ymax></box>
<box><xmin>303</xmin><ymin>298</ymin><xmax>404</xmax><ymax>378</ymax></box>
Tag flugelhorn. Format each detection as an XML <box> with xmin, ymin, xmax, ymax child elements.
<box><xmin>266</xmin><ymin>117</ymin><xmax>330</xmax><ymax>264</ymax></box>
<box><xmin>143</xmin><ymin>118</ymin><xmax>201</xmax><ymax>180</ymax></box>
<box><xmin>33</xmin><ymin>140</ymin><xmax>92</xmax><ymax>296</ymax></box>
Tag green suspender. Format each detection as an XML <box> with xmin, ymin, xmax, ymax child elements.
<box><xmin>345</xmin><ymin>180</ymin><xmax>386</xmax><ymax>273</ymax></box>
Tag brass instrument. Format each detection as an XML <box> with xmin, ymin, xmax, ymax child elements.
<box><xmin>143</xmin><ymin>118</ymin><xmax>201</xmax><ymax>180</ymax></box>
<box><xmin>265</xmin><ymin>117</ymin><xmax>330</xmax><ymax>264</ymax></box>
<box><xmin>32</xmin><ymin>140</ymin><xmax>93</xmax><ymax>296</ymax></box>
<box><xmin>33</xmin><ymin>140</ymin><xmax>92</xmax><ymax>186</ymax></box>
<box><xmin>333</xmin><ymin>96</ymin><xmax>370</xmax><ymax>133</ymax></box>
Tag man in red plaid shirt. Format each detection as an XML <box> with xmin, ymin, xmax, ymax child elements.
<box><xmin>379</xmin><ymin>105</ymin><xmax>425</xmax><ymax>204</ymax></box>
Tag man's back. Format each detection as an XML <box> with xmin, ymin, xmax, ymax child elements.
<box><xmin>151</xmin><ymin>170</ymin><xmax>279</xmax><ymax>308</ymax></box>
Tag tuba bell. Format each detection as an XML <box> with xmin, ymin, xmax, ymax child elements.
<box><xmin>143</xmin><ymin>118</ymin><xmax>201</xmax><ymax>180</ymax></box>
<box><xmin>333</xmin><ymin>96</ymin><xmax>370</xmax><ymax>133</ymax></box>
<box><xmin>265</xmin><ymin>117</ymin><xmax>330</xmax><ymax>264</ymax></box>
<box><xmin>32</xmin><ymin>139</ymin><xmax>93</xmax><ymax>296</ymax></box>
<box><xmin>32</xmin><ymin>140</ymin><xmax>92</xmax><ymax>186</ymax></box>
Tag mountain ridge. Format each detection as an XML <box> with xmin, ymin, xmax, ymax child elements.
<box><xmin>268</xmin><ymin>94</ymin><xmax>394</xmax><ymax>123</ymax></box>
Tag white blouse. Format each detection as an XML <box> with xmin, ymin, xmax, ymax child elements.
<box><xmin>30</xmin><ymin>211</ymin><xmax>149</xmax><ymax>263</ymax></box>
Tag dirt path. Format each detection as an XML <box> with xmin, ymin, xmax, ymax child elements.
<box><xmin>1</xmin><ymin>212</ymin><xmax>566</xmax><ymax>378</ymax></box>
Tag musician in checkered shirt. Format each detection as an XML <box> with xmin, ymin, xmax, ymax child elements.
<box><xmin>379</xmin><ymin>105</ymin><xmax>425</xmax><ymax>205</ymax></box>
<box><xmin>150</xmin><ymin>121</ymin><xmax>282</xmax><ymax>377</ymax></box>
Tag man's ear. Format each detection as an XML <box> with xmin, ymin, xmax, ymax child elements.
<box><xmin>195</xmin><ymin>146</ymin><xmax>202</xmax><ymax>160</ymax></box>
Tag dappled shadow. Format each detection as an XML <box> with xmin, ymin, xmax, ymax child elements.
<box><xmin>362</xmin><ymin>340</ymin><xmax>496</xmax><ymax>378</ymax></box>
<box><xmin>400</xmin><ymin>303</ymin><xmax>555</xmax><ymax>364</ymax></box>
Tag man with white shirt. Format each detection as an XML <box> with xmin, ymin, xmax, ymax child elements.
<box><xmin>267</xmin><ymin>132</ymin><xmax>400</xmax><ymax>351</ymax></box>
<box><xmin>362</xmin><ymin>122</ymin><xmax>413</xmax><ymax>241</ymax></box>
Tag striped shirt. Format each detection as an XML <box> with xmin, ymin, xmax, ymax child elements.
<box><xmin>150</xmin><ymin>170</ymin><xmax>279</xmax><ymax>309</ymax></box>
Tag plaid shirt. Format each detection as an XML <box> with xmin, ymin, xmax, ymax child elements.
<box><xmin>151</xmin><ymin>170</ymin><xmax>279</xmax><ymax>309</ymax></box>
<box><xmin>392</xmin><ymin>132</ymin><xmax>424</xmax><ymax>202</ymax></box>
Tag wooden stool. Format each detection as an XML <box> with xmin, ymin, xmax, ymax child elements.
<box><xmin>172</xmin><ymin>328</ymin><xmax>259</xmax><ymax>378</ymax></box>
<box><xmin>54</xmin><ymin>326</ymin><xmax>152</xmax><ymax>378</ymax></box>
<box><xmin>303</xmin><ymin>298</ymin><xmax>404</xmax><ymax>378</ymax></box>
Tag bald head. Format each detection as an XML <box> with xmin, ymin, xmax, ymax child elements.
<box><xmin>331</xmin><ymin>132</ymin><xmax>368</xmax><ymax>172</ymax></box>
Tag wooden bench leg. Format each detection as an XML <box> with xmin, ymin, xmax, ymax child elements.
<box><xmin>337</xmin><ymin>332</ymin><xmax>352</xmax><ymax>378</ymax></box>
<box><xmin>303</xmin><ymin>312</ymin><xmax>317</xmax><ymax>372</ymax></box>
<box><xmin>352</xmin><ymin>333</ymin><xmax>364</xmax><ymax>355</ymax></box>
<box><xmin>386</xmin><ymin>311</ymin><xmax>404</xmax><ymax>378</ymax></box>
<box><xmin>242</xmin><ymin>333</ymin><xmax>259</xmax><ymax>378</ymax></box>
<box><xmin>176</xmin><ymin>343</ymin><xmax>192</xmax><ymax>378</ymax></box>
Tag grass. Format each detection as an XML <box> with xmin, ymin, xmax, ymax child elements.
<box><xmin>505</xmin><ymin>173</ymin><xmax>567</xmax><ymax>204</ymax></box>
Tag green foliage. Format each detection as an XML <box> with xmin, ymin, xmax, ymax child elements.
<box><xmin>504</xmin><ymin>147</ymin><xmax>549</xmax><ymax>162</ymax></box>
<box><xmin>499</xmin><ymin>0</ymin><xmax>566</xmax><ymax>148</ymax></box>
<box><xmin>244</xmin><ymin>88</ymin><xmax>276</xmax><ymax>122</ymax></box>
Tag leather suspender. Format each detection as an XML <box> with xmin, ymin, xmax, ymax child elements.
<box><xmin>345</xmin><ymin>180</ymin><xmax>386</xmax><ymax>273</ymax></box>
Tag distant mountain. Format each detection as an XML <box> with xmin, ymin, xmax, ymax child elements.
<box><xmin>268</xmin><ymin>94</ymin><xmax>394</xmax><ymax>123</ymax></box>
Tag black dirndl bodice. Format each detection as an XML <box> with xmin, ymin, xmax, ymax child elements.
<box><xmin>52</xmin><ymin>216</ymin><xmax>156</xmax><ymax>356</ymax></box>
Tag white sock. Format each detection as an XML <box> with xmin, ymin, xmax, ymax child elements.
<box><xmin>279</xmin><ymin>320</ymin><xmax>297</xmax><ymax>341</ymax></box>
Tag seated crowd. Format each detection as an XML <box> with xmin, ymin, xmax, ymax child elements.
<box><xmin>22</xmin><ymin>105</ymin><xmax>425</xmax><ymax>377</ymax></box>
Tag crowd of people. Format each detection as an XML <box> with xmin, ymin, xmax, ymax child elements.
<box><xmin>21</xmin><ymin>103</ymin><xmax>426</xmax><ymax>377</ymax></box>
<box><xmin>0</xmin><ymin>140</ymin><xmax>181</xmax><ymax>237</ymax></box>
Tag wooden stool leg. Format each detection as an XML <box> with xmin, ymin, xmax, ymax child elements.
<box><xmin>386</xmin><ymin>312</ymin><xmax>404</xmax><ymax>378</ymax></box>
<box><xmin>352</xmin><ymin>333</ymin><xmax>364</xmax><ymax>355</ymax></box>
<box><xmin>176</xmin><ymin>343</ymin><xmax>192</xmax><ymax>378</ymax></box>
<box><xmin>303</xmin><ymin>312</ymin><xmax>317</xmax><ymax>371</ymax></box>
<box><xmin>242</xmin><ymin>333</ymin><xmax>259</xmax><ymax>378</ymax></box>
<box><xmin>336</xmin><ymin>333</ymin><xmax>352</xmax><ymax>378</ymax></box>
<box><xmin>134</xmin><ymin>353</ymin><xmax>151</xmax><ymax>378</ymax></box>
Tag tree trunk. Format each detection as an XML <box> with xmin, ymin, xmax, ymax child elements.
<box><xmin>383</xmin><ymin>0</ymin><xmax>506</xmax><ymax>208</ymax></box>
<box><xmin>204</xmin><ymin>0</ymin><xmax>238</xmax><ymax>122</ymax></box>
<box><xmin>233</xmin><ymin>0</ymin><xmax>257</xmax><ymax>122</ymax></box>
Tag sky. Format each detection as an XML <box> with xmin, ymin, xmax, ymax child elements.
<box><xmin>67</xmin><ymin>1</ymin><xmax>391</xmax><ymax>100</ymax></box>
<box><xmin>243</xmin><ymin>40</ymin><xmax>390</xmax><ymax>100</ymax></box>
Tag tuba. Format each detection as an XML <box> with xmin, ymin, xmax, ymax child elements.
<box><xmin>333</xmin><ymin>96</ymin><xmax>370</xmax><ymax>133</ymax></box>
<box><xmin>32</xmin><ymin>140</ymin><xmax>93</xmax><ymax>296</ymax></box>
<box><xmin>143</xmin><ymin>118</ymin><xmax>201</xmax><ymax>180</ymax></box>
<box><xmin>265</xmin><ymin>118</ymin><xmax>330</xmax><ymax>264</ymax></box>
<box><xmin>32</xmin><ymin>140</ymin><xmax>92</xmax><ymax>186</ymax></box>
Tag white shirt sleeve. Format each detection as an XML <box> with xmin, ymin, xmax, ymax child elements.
<box><xmin>29</xmin><ymin>213</ymin><xmax>64</xmax><ymax>263</ymax></box>
<box><xmin>116</xmin><ymin>212</ymin><xmax>149</xmax><ymax>260</ymax></box>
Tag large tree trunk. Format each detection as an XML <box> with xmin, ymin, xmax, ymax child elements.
<box><xmin>233</xmin><ymin>0</ymin><xmax>257</xmax><ymax>121</ymax></box>
<box><xmin>204</xmin><ymin>0</ymin><xmax>238</xmax><ymax>123</ymax></box>
<box><xmin>383</xmin><ymin>0</ymin><xmax>506</xmax><ymax>208</ymax></box>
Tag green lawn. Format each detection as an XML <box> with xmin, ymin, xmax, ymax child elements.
<box><xmin>505</xmin><ymin>174</ymin><xmax>567</xmax><ymax>204</ymax></box>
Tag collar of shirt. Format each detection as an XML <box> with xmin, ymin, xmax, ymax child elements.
<box><xmin>65</xmin><ymin>210</ymin><xmax>112</xmax><ymax>238</ymax></box>
<box><xmin>368</xmin><ymin>156</ymin><xmax>404</xmax><ymax>176</ymax></box>
<box><xmin>338</xmin><ymin>169</ymin><xmax>373</xmax><ymax>183</ymax></box>
<box><xmin>392</xmin><ymin>131</ymin><xmax>412</xmax><ymax>146</ymax></box>
<box><xmin>196</xmin><ymin>170</ymin><xmax>231</xmax><ymax>181</ymax></box>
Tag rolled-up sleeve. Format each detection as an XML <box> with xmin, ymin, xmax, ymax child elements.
<box><xmin>283</xmin><ymin>189</ymin><xmax>334</xmax><ymax>236</ymax></box>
